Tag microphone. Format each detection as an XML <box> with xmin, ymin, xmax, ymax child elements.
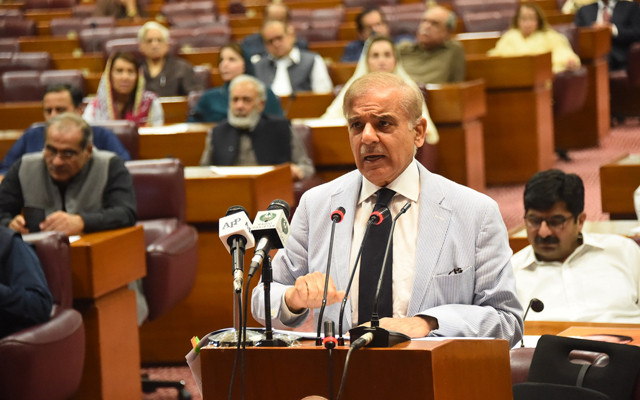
<box><xmin>247</xmin><ymin>199</ymin><xmax>291</xmax><ymax>278</ymax></box>
<box><xmin>337</xmin><ymin>207</ymin><xmax>390</xmax><ymax>345</ymax></box>
<box><xmin>349</xmin><ymin>202</ymin><xmax>412</xmax><ymax>348</ymax></box>
<box><xmin>520</xmin><ymin>298</ymin><xmax>544</xmax><ymax>348</ymax></box>
<box><xmin>219</xmin><ymin>205</ymin><xmax>256</xmax><ymax>293</ymax></box>
<box><xmin>316</xmin><ymin>206</ymin><xmax>346</xmax><ymax>345</ymax></box>
<box><xmin>323</xmin><ymin>320</ymin><xmax>338</xmax><ymax>350</ymax></box>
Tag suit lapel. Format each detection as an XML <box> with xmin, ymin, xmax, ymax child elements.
<box><xmin>329</xmin><ymin>172</ymin><xmax>361</xmax><ymax>292</ymax></box>
<box><xmin>408</xmin><ymin>165</ymin><xmax>452</xmax><ymax>315</ymax></box>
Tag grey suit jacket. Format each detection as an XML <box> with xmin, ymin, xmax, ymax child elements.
<box><xmin>251</xmin><ymin>161</ymin><xmax>524</xmax><ymax>347</ymax></box>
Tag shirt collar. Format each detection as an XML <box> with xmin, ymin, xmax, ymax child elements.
<box><xmin>358</xmin><ymin>159</ymin><xmax>421</xmax><ymax>205</ymax></box>
<box><xmin>598</xmin><ymin>0</ymin><xmax>616</xmax><ymax>9</ymax></box>
<box><xmin>273</xmin><ymin>46</ymin><xmax>300</xmax><ymax>63</ymax></box>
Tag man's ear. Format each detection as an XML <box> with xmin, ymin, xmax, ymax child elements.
<box><xmin>413</xmin><ymin>117</ymin><xmax>427</xmax><ymax>148</ymax></box>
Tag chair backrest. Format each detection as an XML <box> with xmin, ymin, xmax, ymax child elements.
<box><xmin>72</xmin><ymin>3</ymin><xmax>97</xmax><ymax>18</ymax></box>
<box><xmin>462</xmin><ymin>10</ymin><xmax>513</xmax><ymax>33</ymax></box>
<box><xmin>23</xmin><ymin>232</ymin><xmax>73</xmax><ymax>309</ymax></box>
<box><xmin>171</xmin><ymin>25</ymin><xmax>231</xmax><ymax>50</ymax></box>
<box><xmin>40</xmin><ymin>69</ymin><xmax>85</xmax><ymax>94</ymax></box>
<box><xmin>94</xmin><ymin>120</ymin><xmax>139</xmax><ymax>159</ymax></box>
<box><xmin>0</xmin><ymin>19</ymin><xmax>37</xmax><ymax>38</ymax></box>
<box><xmin>125</xmin><ymin>158</ymin><xmax>187</xmax><ymax>222</ymax></box>
<box><xmin>24</xmin><ymin>0</ymin><xmax>75</xmax><ymax>9</ymax></box>
<box><xmin>553</xmin><ymin>66</ymin><xmax>588</xmax><ymax>116</ymax></box>
<box><xmin>1</xmin><ymin>70</ymin><xmax>44</xmax><ymax>102</ymax></box>
<box><xmin>297</xmin><ymin>21</ymin><xmax>340</xmax><ymax>42</ymax></box>
<box><xmin>161</xmin><ymin>0</ymin><xmax>216</xmax><ymax>18</ymax></box>
<box><xmin>193</xmin><ymin>64</ymin><xmax>211</xmax><ymax>89</ymax></box>
<box><xmin>0</xmin><ymin>9</ymin><xmax>23</xmax><ymax>19</ymax></box>
<box><xmin>50</xmin><ymin>16</ymin><xmax>116</xmax><ymax>37</ymax></box>
<box><xmin>626</xmin><ymin>42</ymin><xmax>640</xmax><ymax>86</ymax></box>
<box><xmin>526</xmin><ymin>335</ymin><xmax>640</xmax><ymax>400</ymax></box>
<box><xmin>0</xmin><ymin>38</ymin><xmax>19</xmax><ymax>53</ymax></box>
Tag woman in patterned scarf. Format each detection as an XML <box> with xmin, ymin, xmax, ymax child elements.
<box><xmin>84</xmin><ymin>52</ymin><xmax>164</xmax><ymax>127</ymax></box>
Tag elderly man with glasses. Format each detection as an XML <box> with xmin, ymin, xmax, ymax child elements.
<box><xmin>511</xmin><ymin>169</ymin><xmax>640</xmax><ymax>322</ymax></box>
<box><xmin>0</xmin><ymin>112</ymin><xmax>136</xmax><ymax>236</ymax></box>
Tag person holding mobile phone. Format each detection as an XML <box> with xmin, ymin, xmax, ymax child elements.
<box><xmin>0</xmin><ymin>113</ymin><xmax>137</xmax><ymax>236</ymax></box>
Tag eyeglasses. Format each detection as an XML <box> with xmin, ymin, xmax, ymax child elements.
<box><xmin>524</xmin><ymin>214</ymin><xmax>574</xmax><ymax>230</ymax></box>
<box><xmin>45</xmin><ymin>145</ymin><xmax>80</xmax><ymax>160</ymax></box>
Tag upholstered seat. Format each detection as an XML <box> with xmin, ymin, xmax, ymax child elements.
<box><xmin>94</xmin><ymin>120</ymin><xmax>139</xmax><ymax>159</ymax></box>
<box><xmin>0</xmin><ymin>232</ymin><xmax>85</xmax><ymax>400</ymax></box>
<box><xmin>511</xmin><ymin>335</ymin><xmax>640</xmax><ymax>400</ymax></box>
<box><xmin>125</xmin><ymin>158</ymin><xmax>198</xmax><ymax>399</ymax></box>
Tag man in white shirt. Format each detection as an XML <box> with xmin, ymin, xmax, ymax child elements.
<box><xmin>252</xmin><ymin>19</ymin><xmax>333</xmax><ymax>97</ymax></box>
<box><xmin>512</xmin><ymin>169</ymin><xmax>640</xmax><ymax>323</ymax></box>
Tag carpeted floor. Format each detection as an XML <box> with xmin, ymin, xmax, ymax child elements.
<box><xmin>141</xmin><ymin>120</ymin><xmax>640</xmax><ymax>400</ymax></box>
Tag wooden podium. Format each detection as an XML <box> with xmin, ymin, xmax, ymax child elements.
<box><xmin>199</xmin><ymin>339</ymin><xmax>513</xmax><ymax>400</ymax></box>
<box><xmin>466</xmin><ymin>52</ymin><xmax>554</xmax><ymax>185</ymax></box>
<box><xmin>70</xmin><ymin>226</ymin><xmax>146</xmax><ymax>400</ymax></box>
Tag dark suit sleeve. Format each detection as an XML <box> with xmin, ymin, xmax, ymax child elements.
<box><xmin>93</xmin><ymin>127</ymin><xmax>131</xmax><ymax>161</ymax></box>
<box><xmin>613</xmin><ymin>2</ymin><xmax>640</xmax><ymax>45</ymax></box>
<box><xmin>574</xmin><ymin>6</ymin><xmax>592</xmax><ymax>27</ymax></box>
<box><xmin>0</xmin><ymin>160</ymin><xmax>25</xmax><ymax>227</ymax></box>
<box><xmin>0</xmin><ymin>233</ymin><xmax>53</xmax><ymax>337</ymax></box>
<box><xmin>79</xmin><ymin>156</ymin><xmax>137</xmax><ymax>232</ymax></box>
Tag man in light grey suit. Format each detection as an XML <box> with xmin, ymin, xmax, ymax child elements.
<box><xmin>251</xmin><ymin>72</ymin><xmax>523</xmax><ymax>346</ymax></box>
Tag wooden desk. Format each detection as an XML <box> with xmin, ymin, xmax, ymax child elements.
<box><xmin>184</xmin><ymin>164</ymin><xmax>294</xmax><ymax>223</ymax></box>
<box><xmin>280</xmin><ymin>92</ymin><xmax>335</xmax><ymax>119</ymax></box>
<box><xmin>425</xmin><ymin>79</ymin><xmax>487</xmax><ymax>192</ymax></box>
<box><xmin>138</xmin><ymin>123</ymin><xmax>210</xmax><ymax>165</ymax></box>
<box><xmin>139</xmin><ymin>166</ymin><xmax>295</xmax><ymax>363</ymax></box>
<box><xmin>19</xmin><ymin>35</ymin><xmax>80</xmax><ymax>53</ymax></box>
<box><xmin>466</xmin><ymin>52</ymin><xmax>554</xmax><ymax>184</ymax></box>
<box><xmin>558</xmin><ymin>326</ymin><xmax>640</xmax><ymax>345</ymax></box>
<box><xmin>509</xmin><ymin>220</ymin><xmax>640</xmax><ymax>253</ymax></box>
<box><xmin>0</xmin><ymin>102</ymin><xmax>42</xmax><ymax>131</ymax></box>
<box><xmin>70</xmin><ymin>226</ymin><xmax>146</xmax><ymax>400</ymax></box>
<box><xmin>0</xmin><ymin>130</ymin><xmax>21</xmax><ymax>161</ymax></box>
<box><xmin>200</xmin><ymin>339</ymin><xmax>513</xmax><ymax>400</ymax></box>
<box><xmin>554</xmin><ymin>26</ymin><xmax>612</xmax><ymax>149</ymax></box>
<box><xmin>600</xmin><ymin>154</ymin><xmax>640</xmax><ymax>219</ymax></box>
<box><xmin>525</xmin><ymin>320</ymin><xmax>640</xmax><ymax>336</ymax></box>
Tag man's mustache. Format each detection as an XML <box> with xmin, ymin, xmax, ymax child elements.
<box><xmin>535</xmin><ymin>236</ymin><xmax>559</xmax><ymax>245</ymax></box>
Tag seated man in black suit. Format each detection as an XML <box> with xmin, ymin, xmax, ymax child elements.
<box><xmin>0</xmin><ymin>84</ymin><xmax>131</xmax><ymax>174</ymax></box>
<box><xmin>199</xmin><ymin>74</ymin><xmax>314</xmax><ymax>181</ymax></box>
<box><xmin>574</xmin><ymin>0</ymin><xmax>640</xmax><ymax>70</ymax></box>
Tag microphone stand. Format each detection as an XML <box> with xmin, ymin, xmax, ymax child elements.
<box><xmin>256</xmin><ymin>255</ymin><xmax>288</xmax><ymax>347</ymax></box>
<box><xmin>349</xmin><ymin>204</ymin><xmax>412</xmax><ymax>348</ymax></box>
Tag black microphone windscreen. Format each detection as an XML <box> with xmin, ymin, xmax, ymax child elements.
<box><xmin>331</xmin><ymin>206</ymin><xmax>346</xmax><ymax>222</ymax></box>
<box><xmin>267</xmin><ymin>199</ymin><xmax>291</xmax><ymax>219</ymax></box>
<box><xmin>225</xmin><ymin>205</ymin><xmax>249</xmax><ymax>217</ymax></box>
<box><xmin>531</xmin><ymin>298</ymin><xmax>544</xmax><ymax>312</ymax></box>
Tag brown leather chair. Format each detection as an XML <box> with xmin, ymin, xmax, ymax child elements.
<box><xmin>95</xmin><ymin>120</ymin><xmax>139</xmax><ymax>159</ymax></box>
<box><xmin>0</xmin><ymin>9</ymin><xmax>23</xmax><ymax>19</ymax></box>
<box><xmin>49</xmin><ymin>16</ymin><xmax>115</xmax><ymax>37</ymax></box>
<box><xmin>161</xmin><ymin>0</ymin><xmax>216</xmax><ymax>19</ymax></box>
<box><xmin>40</xmin><ymin>69</ymin><xmax>85</xmax><ymax>95</ymax></box>
<box><xmin>298</xmin><ymin>21</ymin><xmax>341</xmax><ymax>42</ymax></box>
<box><xmin>24</xmin><ymin>0</ymin><xmax>75</xmax><ymax>9</ymax></box>
<box><xmin>0</xmin><ymin>38</ymin><xmax>19</xmax><ymax>52</ymax></box>
<box><xmin>172</xmin><ymin>26</ymin><xmax>231</xmax><ymax>50</ymax></box>
<box><xmin>610</xmin><ymin>43</ymin><xmax>640</xmax><ymax>121</ymax></box>
<box><xmin>168</xmin><ymin>14</ymin><xmax>227</xmax><ymax>29</ymax></box>
<box><xmin>193</xmin><ymin>64</ymin><xmax>211</xmax><ymax>90</ymax></box>
<box><xmin>125</xmin><ymin>158</ymin><xmax>198</xmax><ymax>399</ymax></box>
<box><xmin>0</xmin><ymin>232</ymin><xmax>85</xmax><ymax>400</ymax></box>
<box><xmin>0</xmin><ymin>19</ymin><xmax>37</xmax><ymax>38</ymax></box>
<box><xmin>1</xmin><ymin>70</ymin><xmax>43</xmax><ymax>102</ymax></box>
<box><xmin>461</xmin><ymin>10</ymin><xmax>513</xmax><ymax>32</ymax></box>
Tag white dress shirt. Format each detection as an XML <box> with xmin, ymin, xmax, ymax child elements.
<box><xmin>270</xmin><ymin>47</ymin><xmax>333</xmax><ymax>96</ymax></box>
<box><xmin>512</xmin><ymin>232</ymin><xmax>640</xmax><ymax>323</ymax></box>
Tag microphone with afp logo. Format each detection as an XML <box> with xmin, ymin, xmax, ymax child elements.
<box><xmin>248</xmin><ymin>199</ymin><xmax>291</xmax><ymax>278</ymax></box>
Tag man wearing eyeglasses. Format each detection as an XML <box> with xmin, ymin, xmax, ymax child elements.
<box><xmin>0</xmin><ymin>83</ymin><xmax>131</xmax><ymax>175</ymax></box>
<box><xmin>0</xmin><ymin>112</ymin><xmax>137</xmax><ymax>236</ymax></box>
<box><xmin>511</xmin><ymin>169</ymin><xmax>640</xmax><ymax>322</ymax></box>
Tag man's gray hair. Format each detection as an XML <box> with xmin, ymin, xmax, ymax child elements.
<box><xmin>342</xmin><ymin>71</ymin><xmax>424</xmax><ymax>127</ymax></box>
<box><xmin>229</xmin><ymin>74</ymin><xmax>267</xmax><ymax>102</ymax></box>
<box><xmin>45</xmin><ymin>112</ymin><xmax>93</xmax><ymax>149</ymax></box>
<box><xmin>138</xmin><ymin>21</ymin><xmax>169</xmax><ymax>42</ymax></box>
